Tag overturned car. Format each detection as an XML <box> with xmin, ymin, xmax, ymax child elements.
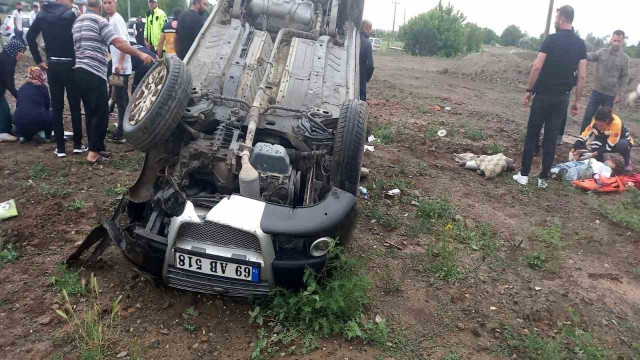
<box><xmin>70</xmin><ymin>0</ymin><xmax>368</xmax><ymax>296</ymax></box>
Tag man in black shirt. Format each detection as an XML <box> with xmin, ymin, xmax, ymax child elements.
<box><xmin>27</xmin><ymin>0</ymin><xmax>85</xmax><ymax>157</ymax></box>
<box><xmin>131</xmin><ymin>44</ymin><xmax>158</xmax><ymax>94</ymax></box>
<box><xmin>513</xmin><ymin>5</ymin><xmax>587</xmax><ymax>189</ymax></box>
<box><xmin>176</xmin><ymin>0</ymin><xmax>207</xmax><ymax>60</ymax></box>
<box><xmin>359</xmin><ymin>19</ymin><xmax>374</xmax><ymax>101</ymax></box>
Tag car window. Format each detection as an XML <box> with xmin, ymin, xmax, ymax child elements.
<box><xmin>22</xmin><ymin>18</ymin><xmax>30</xmax><ymax>28</ymax></box>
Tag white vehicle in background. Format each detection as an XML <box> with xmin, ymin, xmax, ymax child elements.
<box><xmin>2</xmin><ymin>15</ymin><xmax>29</xmax><ymax>44</ymax></box>
<box><xmin>369</xmin><ymin>37</ymin><xmax>381</xmax><ymax>51</ymax></box>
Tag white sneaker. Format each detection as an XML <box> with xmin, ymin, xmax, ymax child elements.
<box><xmin>513</xmin><ymin>172</ymin><xmax>529</xmax><ymax>185</ymax></box>
<box><xmin>538</xmin><ymin>178</ymin><xmax>549</xmax><ymax>189</ymax></box>
<box><xmin>0</xmin><ymin>133</ymin><xmax>18</xmax><ymax>142</ymax></box>
<box><xmin>73</xmin><ymin>145</ymin><xmax>89</xmax><ymax>154</ymax></box>
<box><xmin>54</xmin><ymin>149</ymin><xmax>67</xmax><ymax>158</ymax></box>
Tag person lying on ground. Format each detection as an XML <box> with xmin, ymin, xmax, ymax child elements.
<box><xmin>0</xmin><ymin>39</ymin><xmax>27</xmax><ymax>142</ymax></box>
<box><xmin>570</xmin><ymin>106</ymin><xmax>633</xmax><ymax>172</ymax></box>
<box><xmin>551</xmin><ymin>154</ymin><xmax>625</xmax><ymax>182</ymax></box>
<box><xmin>14</xmin><ymin>67</ymin><xmax>53</xmax><ymax>143</ymax></box>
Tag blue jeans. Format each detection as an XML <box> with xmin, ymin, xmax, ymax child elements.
<box><xmin>580</xmin><ymin>90</ymin><xmax>614</xmax><ymax>132</ymax></box>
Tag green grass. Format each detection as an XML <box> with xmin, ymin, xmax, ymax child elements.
<box><xmin>100</xmin><ymin>185</ymin><xmax>129</xmax><ymax>197</ymax></box>
<box><xmin>532</xmin><ymin>218</ymin><xmax>563</xmax><ymax>248</ymax></box>
<box><xmin>452</xmin><ymin>222</ymin><xmax>499</xmax><ymax>255</ymax></box>
<box><xmin>380</xmin><ymin>264</ymin><xmax>403</xmax><ymax>294</ymax></box>
<box><xmin>415</xmin><ymin>163</ymin><xmax>429</xmax><ymax>176</ymax></box>
<box><xmin>422</xmin><ymin>240</ymin><xmax>463</xmax><ymax>282</ymax></box>
<box><xmin>182</xmin><ymin>306</ymin><xmax>197</xmax><ymax>332</ymax></box>
<box><xmin>66</xmin><ymin>199</ymin><xmax>88</xmax><ymax>211</ymax></box>
<box><xmin>30</xmin><ymin>162</ymin><xmax>50</xmax><ymax>180</ymax></box>
<box><xmin>108</xmin><ymin>153</ymin><xmax>145</xmax><ymax>172</ymax></box>
<box><xmin>463</xmin><ymin>127</ymin><xmax>484</xmax><ymax>141</ymax></box>
<box><xmin>488</xmin><ymin>143</ymin><xmax>505</xmax><ymax>154</ymax></box>
<box><xmin>525</xmin><ymin>252</ymin><xmax>547</xmax><ymax>271</ymax></box>
<box><xmin>249</xmin><ymin>242</ymin><xmax>387</xmax><ymax>358</ymax></box>
<box><xmin>0</xmin><ymin>226</ymin><xmax>18</xmax><ymax>269</ymax></box>
<box><xmin>52</xmin><ymin>265</ymin><xmax>87</xmax><ymax>296</ymax></box>
<box><xmin>425</xmin><ymin>127</ymin><xmax>438</xmax><ymax>140</ymax></box>
<box><xmin>371</xmin><ymin>124</ymin><xmax>394</xmax><ymax>145</ymax></box>
<box><xmin>362</xmin><ymin>202</ymin><xmax>403</xmax><ymax>230</ymax></box>
<box><xmin>417</xmin><ymin>198</ymin><xmax>457</xmax><ymax>223</ymax></box>
<box><xmin>443</xmin><ymin>353</ymin><xmax>460</xmax><ymax>360</ymax></box>
<box><xmin>40</xmin><ymin>184</ymin><xmax>73</xmax><ymax>198</ymax></box>
<box><xmin>601</xmin><ymin>187</ymin><xmax>640</xmax><ymax>230</ymax></box>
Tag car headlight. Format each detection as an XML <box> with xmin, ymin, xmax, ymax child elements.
<box><xmin>310</xmin><ymin>237</ymin><xmax>331</xmax><ymax>257</ymax></box>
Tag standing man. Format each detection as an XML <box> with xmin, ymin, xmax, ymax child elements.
<box><xmin>176</xmin><ymin>0</ymin><xmax>207</xmax><ymax>60</ymax></box>
<box><xmin>72</xmin><ymin>0</ymin><xmax>154</xmax><ymax>164</ymax></box>
<box><xmin>156</xmin><ymin>7</ymin><xmax>181</xmax><ymax>58</ymax></box>
<box><xmin>513</xmin><ymin>5</ymin><xmax>587</xmax><ymax>189</ymax></box>
<box><xmin>134</xmin><ymin>17</ymin><xmax>145</xmax><ymax>45</ymax></box>
<box><xmin>104</xmin><ymin>0</ymin><xmax>132</xmax><ymax>143</ymax></box>
<box><xmin>12</xmin><ymin>2</ymin><xmax>25</xmax><ymax>45</ymax></box>
<box><xmin>144</xmin><ymin>0</ymin><xmax>167</xmax><ymax>52</ymax></box>
<box><xmin>359</xmin><ymin>19</ymin><xmax>374</xmax><ymax>102</ymax></box>
<box><xmin>578</xmin><ymin>30</ymin><xmax>630</xmax><ymax>132</ymax></box>
<box><xmin>27</xmin><ymin>0</ymin><xmax>85</xmax><ymax>158</ymax></box>
<box><xmin>29</xmin><ymin>4</ymin><xmax>39</xmax><ymax>25</ymax></box>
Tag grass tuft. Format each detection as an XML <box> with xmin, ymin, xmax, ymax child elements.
<box><xmin>464</xmin><ymin>127</ymin><xmax>484</xmax><ymax>141</ymax></box>
<box><xmin>66</xmin><ymin>199</ymin><xmax>88</xmax><ymax>211</ymax></box>
<box><xmin>372</xmin><ymin>124</ymin><xmax>394</xmax><ymax>145</ymax></box>
<box><xmin>600</xmin><ymin>187</ymin><xmax>640</xmax><ymax>231</ymax></box>
<box><xmin>52</xmin><ymin>265</ymin><xmax>87</xmax><ymax>296</ymax></box>
<box><xmin>488</xmin><ymin>143</ymin><xmax>505</xmax><ymax>154</ymax></box>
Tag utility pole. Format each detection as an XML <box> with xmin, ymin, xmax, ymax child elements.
<box><xmin>127</xmin><ymin>0</ymin><xmax>131</xmax><ymax>20</ymax></box>
<box><xmin>544</xmin><ymin>0</ymin><xmax>554</xmax><ymax>38</ymax></box>
<box><xmin>389</xmin><ymin>0</ymin><xmax>400</xmax><ymax>49</ymax></box>
<box><xmin>403</xmin><ymin>7</ymin><xmax>406</xmax><ymax>25</ymax></box>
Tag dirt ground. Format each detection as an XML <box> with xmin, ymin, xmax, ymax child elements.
<box><xmin>1</xmin><ymin>47</ymin><xmax>639</xmax><ymax>360</ymax></box>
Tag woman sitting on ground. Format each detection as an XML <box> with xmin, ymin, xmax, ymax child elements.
<box><xmin>0</xmin><ymin>39</ymin><xmax>27</xmax><ymax>142</ymax></box>
<box><xmin>14</xmin><ymin>67</ymin><xmax>53</xmax><ymax>143</ymax></box>
<box><xmin>570</xmin><ymin>107</ymin><xmax>634</xmax><ymax>172</ymax></box>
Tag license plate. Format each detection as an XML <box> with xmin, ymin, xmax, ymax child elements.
<box><xmin>175</xmin><ymin>252</ymin><xmax>260</xmax><ymax>283</ymax></box>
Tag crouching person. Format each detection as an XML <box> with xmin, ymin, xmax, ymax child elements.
<box><xmin>570</xmin><ymin>107</ymin><xmax>633</xmax><ymax>172</ymax></box>
<box><xmin>14</xmin><ymin>67</ymin><xmax>53</xmax><ymax>143</ymax></box>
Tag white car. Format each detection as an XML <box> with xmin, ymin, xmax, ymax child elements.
<box><xmin>2</xmin><ymin>15</ymin><xmax>29</xmax><ymax>44</ymax></box>
<box><xmin>369</xmin><ymin>37</ymin><xmax>381</xmax><ymax>51</ymax></box>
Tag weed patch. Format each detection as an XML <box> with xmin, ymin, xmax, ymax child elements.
<box><xmin>600</xmin><ymin>187</ymin><xmax>640</xmax><ymax>230</ymax></box>
<box><xmin>0</xmin><ymin>237</ymin><xmax>18</xmax><ymax>269</ymax></box>
<box><xmin>66</xmin><ymin>199</ymin><xmax>88</xmax><ymax>211</ymax></box>
<box><xmin>372</xmin><ymin>124</ymin><xmax>394</xmax><ymax>145</ymax></box>
<box><xmin>52</xmin><ymin>265</ymin><xmax>87</xmax><ymax>296</ymax></box>
<box><xmin>464</xmin><ymin>127</ymin><xmax>484</xmax><ymax>141</ymax></box>
<box><xmin>108</xmin><ymin>153</ymin><xmax>144</xmax><ymax>172</ymax></box>
<box><xmin>101</xmin><ymin>185</ymin><xmax>128</xmax><ymax>197</ymax></box>
<box><xmin>182</xmin><ymin>306</ymin><xmax>197</xmax><ymax>332</ymax></box>
<box><xmin>417</xmin><ymin>198</ymin><xmax>457</xmax><ymax>223</ymax></box>
<box><xmin>488</xmin><ymin>143</ymin><xmax>505</xmax><ymax>154</ymax></box>
<box><xmin>249</xmin><ymin>242</ymin><xmax>387</xmax><ymax>358</ymax></box>
<box><xmin>422</xmin><ymin>238</ymin><xmax>463</xmax><ymax>282</ymax></box>
<box><xmin>40</xmin><ymin>184</ymin><xmax>73</xmax><ymax>198</ymax></box>
<box><xmin>525</xmin><ymin>219</ymin><xmax>563</xmax><ymax>272</ymax></box>
<box><xmin>443</xmin><ymin>353</ymin><xmax>460</xmax><ymax>360</ymax></box>
<box><xmin>30</xmin><ymin>162</ymin><xmax>50</xmax><ymax>180</ymax></box>
<box><xmin>55</xmin><ymin>274</ymin><xmax>121</xmax><ymax>360</ymax></box>
<box><xmin>425</xmin><ymin>127</ymin><xmax>438</xmax><ymax>140</ymax></box>
<box><xmin>525</xmin><ymin>252</ymin><xmax>547</xmax><ymax>271</ymax></box>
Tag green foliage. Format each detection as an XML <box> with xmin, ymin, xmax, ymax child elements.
<box><xmin>182</xmin><ymin>306</ymin><xmax>197</xmax><ymax>332</ymax></box>
<box><xmin>601</xmin><ymin>187</ymin><xmax>640</xmax><ymax>230</ymax></box>
<box><xmin>66</xmin><ymin>199</ymin><xmax>88</xmax><ymax>211</ymax></box>
<box><xmin>0</xmin><ymin>241</ymin><xmax>19</xmax><ymax>269</ymax></box>
<box><xmin>463</xmin><ymin>127</ymin><xmax>484</xmax><ymax>141</ymax></box>
<box><xmin>519</xmin><ymin>36</ymin><xmax>542</xmax><ymax>51</ymax></box>
<box><xmin>30</xmin><ymin>162</ymin><xmax>50</xmax><ymax>180</ymax></box>
<box><xmin>584</xmin><ymin>33</ymin><xmax>607</xmax><ymax>52</ymax></box>
<box><xmin>488</xmin><ymin>143</ymin><xmax>504</xmax><ymax>154</ymax></box>
<box><xmin>249</xmin><ymin>243</ymin><xmax>387</xmax><ymax>358</ymax></box>
<box><xmin>400</xmin><ymin>1</ymin><xmax>468</xmax><ymax>57</ymax></box>
<box><xmin>463</xmin><ymin>23</ymin><xmax>484</xmax><ymax>53</ymax></box>
<box><xmin>482</xmin><ymin>27</ymin><xmax>499</xmax><ymax>45</ymax></box>
<box><xmin>453</xmin><ymin>222</ymin><xmax>499</xmax><ymax>255</ymax></box>
<box><xmin>525</xmin><ymin>252</ymin><xmax>547</xmax><ymax>271</ymax></box>
<box><xmin>443</xmin><ymin>353</ymin><xmax>460</xmax><ymax>360</ymax></box>
<box><xmin>417</xmin><ymin>198</ymin><xmax>457</xmax><ymax>223</ymax></box>
<box><xmin>52</xmin><ymin>265</ymin><xmax>87</xmax><ymax>296</ymax></box>
<box><xmin>533</xmin><ymin>218</ymin><xmax>563</xmax><ymax>248</ymax></box>
<box><xmin>108</xmin><ymin>153</ymin><xmax>144</xmax><ymax>172</ymax></box>
<box><xmin>101</xmin><ymin>185</ymin><xmax>129</xmax><ymax>197</ymax></box>
<box><xmin>362</xmin><ymin>203</ymin><xmax>402</xmax><ymax>230</ymax></box>
<box><xmin>500</xmin><ymin>25</ymin><xmax>524</xmax><ymax>47</ymax></box>
<box><xmin>372</xmin><ymin>123</ymin><xmax>394</xmax><ymax>145</ymax></box>
<box><xmin>40</xmin><ymin>184</ymin><xmax>73</xmax><ymax>198</ymax></box>
<box><xmin>425</xmin><ymin>127</ymin><xmax>438</xmax><ymax>140</ymax></box>
<box><xmin>423</xmin><ymin>240</ymin><xmax>462</xmax><ymax>282</ymax></box>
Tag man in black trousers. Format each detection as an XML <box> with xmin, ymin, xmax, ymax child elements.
<box><xmin>359</xmin><ymin>19</ymin><xmax>374</xmax><ymax>102</ymax></box>
<box><xmin>513</xmin><ymin>5</ymin><xmax>587</xmax><ymax>189</ymax></box>
<box><xmin>27</xmin><ymin>0</ymin><xmax>85</xmax><ymax>158</ymax></box>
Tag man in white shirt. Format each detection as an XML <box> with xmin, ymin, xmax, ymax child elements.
<box><xmin>12</xmin><ymin>2</ymin><xmax>25</xmax><ymax>44</ymax></box>
<box><xmin>30</xmin><ymin>4</ymin><xmax>39</xmax><ymax>25</ymax></box>
<box><xmin>104</xmin><ymin>0</ymin><xmax>132</xmax><ymax>143</ymax></box>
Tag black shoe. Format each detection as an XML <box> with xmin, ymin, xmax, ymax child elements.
<box><xmin>109</xmin><ymin>134</ymin><xmax>126</xmax><ymax>144</ymax></box>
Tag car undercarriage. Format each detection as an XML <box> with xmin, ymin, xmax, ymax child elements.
<box><xmin>69</xmin><ymin>0</ymin><xmax>368</xmax><ymax>296</ymax></box>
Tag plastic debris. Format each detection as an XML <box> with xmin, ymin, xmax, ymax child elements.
<box><xmin>445</xmin><ymin>107</ymin><xmax>452</xmax><ymax>111</ymax></box>
<box><xmin>384</xmin><ymin>189</ymin><xmax>401</xmax><ymax>199</ymax></box>
<box><xmin>437</xmin><ymin>129</ymin><xmax>447</xmax><ymax>137</ymax></box>
<box><xmin>364</xmin><ymin>145</ymin><xmax>375</xmax><ymax>153</ymax></box>
<box><xmin>0</xmin><ymin>199</ymin><xmax>18</xmax><ymax>220</ymax></box>
<box><xmin>359</xmin><ymin>186</ymin><xmax>369</xmax><ymax>200</ymax></box>
<box><xmin>368</xmin><ymin>135</ymin><xmax>376</xmax><ymax>143</ymax></box>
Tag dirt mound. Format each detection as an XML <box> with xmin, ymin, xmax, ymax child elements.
<box><xmin>445</xmin><ymin>48</ymin><xmax>534</xmax><ymax>85</ymax></box>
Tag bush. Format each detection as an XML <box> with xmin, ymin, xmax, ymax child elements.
<box><xmin>400</xmin><ymin>1</ymin><xmax>467</xmax><ymax>57</ymax></box>
<box><xmin>464</xmin><ymin>23</ymin><xmax>484</xmax><ymax>53</ymax></box>
<box><xmin>518</xmin><ymin>36</ymin><xmax>542</xmax><ymax>51</ymax></box>
<box><xmin>482</xmin><ymin>27</ymin><xmax>499</xmax><ymax>45</ymax></box>
<box><xmin>500</xmin><ymin>25</ymin><xmax>524</xmax><ymax>47</ymax></box>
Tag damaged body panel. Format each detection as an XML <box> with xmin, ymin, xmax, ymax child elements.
<box><xmin>70</xmin><ymin>0</ymin><xmax>367</xmax><ymax>296</ymax></box>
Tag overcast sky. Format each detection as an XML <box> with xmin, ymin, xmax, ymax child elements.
<box><xmin>363</xmin><ymin>0</ymin><xmax>639</xmax><ymax>44</ymax></box>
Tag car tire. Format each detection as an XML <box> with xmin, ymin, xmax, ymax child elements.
<box><xmin>123</xmin><ymin>56</ymin><xmax>192</xmax><ymax>152</ymax></box>
<box><xmin>331</xmin><ymin>100</ymin><xmax>368</xmax><ymax>196</ymax></box>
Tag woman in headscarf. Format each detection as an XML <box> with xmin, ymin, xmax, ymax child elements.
<box><xmin>0</xmin><ymin>39</ymin><xmax>27</xmax><ymax>142</ymax></box>
<box><xmin>14</xmin><ymin>67</ymin><xmax>53</xmax><ymax>143</ymax></box>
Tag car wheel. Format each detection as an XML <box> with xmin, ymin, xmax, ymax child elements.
<box><xmin>331</xmin><ymin>100</ymin><xmax>368</xmax><ymax>196</ymax></box>
<box><xmin>123</xmin><ymin>56</ymin><xmax>192</xmax><ymax>152</ymax></box>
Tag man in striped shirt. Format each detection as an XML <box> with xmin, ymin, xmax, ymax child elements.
<box><xmin>72</xmin><ymin>0</ymin><xmax>154</xmax><ymax>164</ymax></box>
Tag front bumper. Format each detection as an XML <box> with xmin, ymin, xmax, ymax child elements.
<box><xmin>116</xmin><ymin>187</ymin><xmax>356</xmax><ymax>296</ymax></box>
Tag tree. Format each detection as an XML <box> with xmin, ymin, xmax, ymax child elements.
<box><xmin>584</xmin><ymin>33</ymin><xmax>607</xmax><ymax>52</ymax></box>
<box><xmin>400</xmin><ymin>1</ymin><xmax>467</xmax><ymax>57</ymax></box>
<box><xmin>518</xmin><ymin>36</ymin><xmax>541</xmax><ymax>51</ymax></box>
<box><xmin>464</xmin><ymin>23</ymin><xmax>483</xmax><ymax>53</ymax></box>
<box><xmin>482</xmin><ymin>27</ymin><xmax>499</xmax><ymax>45</ymax></box>
<box><xmin>500</xmin><ymin>25</ymin><xmax>523</xmax><ymax>47</ymax></box>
